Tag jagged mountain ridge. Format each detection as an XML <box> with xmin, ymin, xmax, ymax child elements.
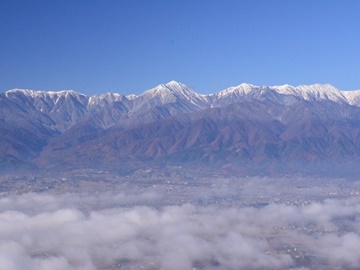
<box><xmin>2</xmin><ymin>81</ymin><xmax>360</xmax><ymax>175</ymax></box>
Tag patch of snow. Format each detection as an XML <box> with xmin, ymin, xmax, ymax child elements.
<box><xmin>342</xmin><ymin>90</ymin><xmax>360</xmax><ymax>106</ymax></box>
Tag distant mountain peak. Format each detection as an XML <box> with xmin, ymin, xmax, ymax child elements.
<box><xmin>141</xmin><ymin>81</ymin><xmax>204</xmax><ymax>101</ymax></box>
<box><xmin>5</xmin><ymin>88</ymin><xmax>86</xmax><ymax>99</ymax></box>
<box><xmin>213</xmin><ymin>83</ymin><xmax>259</xmax><ymax>99</ymax></box>
<box><xmin>88</xmin><ymin>92</ymin><xmax>124</xmax><ymax>106</ymax></box>
<box><xmin>288</xmin><ymin>84</ymin><xmax>346</xmax><ymax>103</ymax></box>
<box><xmin>165</xmin><ymin>80</ymin><xmax>183</xmax><ymax>86</ymax></box>
<box><xmin>296</xmin><ymin>83</ymin><xmax>339</xmax><ymax>92</ymax></box>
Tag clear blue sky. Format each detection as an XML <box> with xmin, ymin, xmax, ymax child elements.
<box><xmin>1</xmin><ymin>0</ymin><xmax>360</xmax><ymax>95</ymax></box>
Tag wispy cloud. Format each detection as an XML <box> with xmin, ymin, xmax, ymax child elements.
<box><xmin>0</xmin><ymin>191</ymin><xmax>360</xmax><ymax>269</ymax></box>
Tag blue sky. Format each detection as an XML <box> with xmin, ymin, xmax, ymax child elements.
<box><xmin>1</xmin><ymin>0</ymin><xmax>360</xmax><ymax>95</ymax></box>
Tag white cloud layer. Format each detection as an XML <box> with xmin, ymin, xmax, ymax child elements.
<box><xmin>0</xmin><ymin>192</ymin><xmax>360</xmax><ymax>269</ymax></box>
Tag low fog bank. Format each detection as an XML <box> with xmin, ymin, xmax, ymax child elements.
<box><xmin>1</xmin><ymin>189</ymin><xmax>360</xmax><ymax>270</ymax></box>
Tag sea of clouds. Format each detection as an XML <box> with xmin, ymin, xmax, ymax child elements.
<box><xmin>1</xmin><ymin>186</ymin><xmax>360</xmax><ymax>270</ymax></box>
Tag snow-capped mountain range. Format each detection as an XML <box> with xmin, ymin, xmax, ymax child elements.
<box><xmin>2</xmin><ymin>81</ymin><xmax>360</xmax><ymax>176</ymax></box>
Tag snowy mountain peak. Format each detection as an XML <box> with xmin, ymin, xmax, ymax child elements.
<box><xmin>5</xmin><ymin>88</ymin><xmax>87</xmax><ymax>99</ymax></box>
<box><xmin>209</xmin><ymin>83</ymin><xmax>355</xmax><ymax>106</ymax></box>
<box><xmin>291</xmin><ymin>84</ymin><xmax>346</xmax><ymax>103</ymax></box>
<box><xmin>93</xmin><ymin>92</ymin><xmax>123</xmax><ymax>100</ymax></box>
<box><xmin>165</xmin><ymin>80</ymin><xmax>183</xmax><ymax>87</ymax></box>
<box><xmin>164</xmin><ymin>81</ymin><xmax>198</xmax><ymax>96</ymax></box>
<box><xmin>214</xmin><ymin>83</ymin><xmax>258</xmax><ymax>99</ymax></box>
<box><xmin>342</xmin><ymin>90</ymin><xmax>360</xmax><ymax>106</ymax></box>
<box><xmin>88</xmin><ymin>92</ymin><xmax>124</xmax><ymax>107</ymax></box>
<box><xmin>125</xmin><ymin>94</ymin><xmax>137</xmax><ymax>100</ymax></box>
<box><xmin>5</xmin><ymin>88</ymin><xmax>46</xmax><ymax>98</ymax></box>
<box><xmin>296</xmin><ymin>83</ymin><xmax>339</xmax><ymax>93</ymax></box>
<box><xmin>268</xmin><ymin>83</ymin><xmax>348</xmax><ymax>103</ymax></box>
<box><xmin>139</xmin><ymin>81</ymin><xmax>207</xmax><ymax>105</ymax></box>
<box><xmin>140</xmin><ymin>84</ymin><xmax>176</xmax><ymax>103</ymax></box>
